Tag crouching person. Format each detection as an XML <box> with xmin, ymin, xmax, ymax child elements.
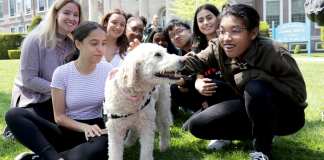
<box><xmin>181</xmin><ymin>4</ymin><xmax>306</xmax><ymax>160</ymax></box>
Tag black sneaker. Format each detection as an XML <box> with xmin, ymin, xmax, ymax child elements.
<box><xmin>2</xmin><ymin>126</ymin><xmax>15</xmax><ymax>140</ymax></box>
<box><xmin>15</xmin><ymin>152</ymin><xmax>40</xmax><ymax>160</ymax></box>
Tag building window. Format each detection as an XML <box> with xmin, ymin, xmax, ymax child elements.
<box><xmin>25</xmin><ymin>0</ymin><xmax>32</xmax><ymax>15</ymax></box>
<box><xmin>38</xmin><ymin>0</ymin><xmax>46</xmax><ymax>12</ymax></box>
<box><xmin>47</xmin><ymin>0</ymin><xmax>54</xmax><ymax>8</ymax></box>
<box><xmin>315</xmin><ymin>42</ymin><xmax>324</xmax><ymax>51</ymax></box>
<box><xmin>291</xmin><ymin>0</ymin><xmax>305</xmax><ymax>22</ymax></box>
<box><xmin>9</xmin><ymin>0</ymin><xmax>16</xmax><ymax>16</ymax></box>
<box><xmin>265</xmin><ymin>0</ymin><xmax>281</xmax><ymax>27</ymax></box>
<box><xmin>0</xmin><ymin>0</ymin><xmax>3</xmax><ymax>19</ymax></box>
<box><xmin>18</xmin><ymin>26</ymin><xmax>25</xmax><ymax>32</ymax></box>
<box><xmin>10</xmin><ymin>27</ymin><xmax>16</xmax><ymax>32</ymax></box>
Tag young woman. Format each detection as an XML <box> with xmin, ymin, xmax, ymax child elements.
<box><xmin>181</xmin><ymin>4</ymin><xmax>306</xmax><ymax>160</ymax></box>
<box><xmin>190</xmin><ymin>3</ymin><xmax>236</xmax><ymax>150</ymax></box>
<box><xmin>6</xmin><ymin>21</ymin><xmax>111</xmax><ymax>160</ymax></box>
<box><xmin>3</xmin><ymin>0</ymin><xmax>82</xmax><ymax>139</ymax></box>
<box><xmin>100</xmin><ymin>9</ymin><xmax>128</xmax><ymax>67</ymax></box>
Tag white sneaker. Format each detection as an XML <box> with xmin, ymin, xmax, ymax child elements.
<box><xmin>249</xmin><ymin>151</ymin><xmax>269</xmax><ymax>160</ymax></box>
<box><xmin>14</xmin><ymin>152</ymin><xmax>39</xmax><ymax>160</ymax></box>
<box><xmin>207</xmin><ymin>139</ymin><xmax>231</xmax><ymax>150</ymax></box>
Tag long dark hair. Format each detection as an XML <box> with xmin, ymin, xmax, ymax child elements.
<box><xmin>192</xmin><ymin>4</ymin><xmax>220</xmax><ymax>53</ymax></box>
<box><xmin>64</xmin><ymin>21</ymin><xmax>106</xmax><ymax>62</ymax></box>
<box><xmin>101</xmin><ymin>9</ymin><xmax>128</xmax><ymax>58</ymax></box>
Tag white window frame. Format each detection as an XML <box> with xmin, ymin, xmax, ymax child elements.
<box><xmin>16</xmin><ymin>0</ymin><xmax>22</xmax><ymax>17</ymax></box>
<box><xmin>263</xmin><ymin>0</ymin><xmax>283</xmax><ymax>27</ymax></box>
<box><xmin>315</xmin><ymin>23</ymin><xmax>321</xmax><ymax>29</ymax></box>
<box><xmin>37</xmin><ymin>0</ymin><xmax>46</xmax><ymax>12</ymax></box>
<box><xmin>289</xmin><ymin>42</ymin><xmax>308</xmax><ymax>52</ymax></box>
<box><xmin>315</xmin><ymin>42</ymin><xmax>324</xmax><ymax>51</ymax></box>
<box><xmin>24</xmin><ymin>0</ymin><xmax>32</xmax><ymax>15</ymax></box>
<box><xmin>8</xmin><ymin>0</ymin><xmax>16</xmax><ymax>17</ymax></box>
<box><xmin>288</xmin><ymin>0</ymin><xmax>306</xmax><ymax>23</ymax></box>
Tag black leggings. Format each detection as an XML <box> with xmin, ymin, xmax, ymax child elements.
<box><xmin>183</xmin><ymin>80</ymin><xmax>305</xmax><ymax>156</ymax></box>
<box><xmin>5</xmin><ymin>101</ymin><xmax>108</xmax><ymax>160</ymax></box>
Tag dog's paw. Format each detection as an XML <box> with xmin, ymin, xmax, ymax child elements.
<box><xmin>159</xmin><ymin>140</ymin><xmax>169</xmax><ymax>152</ymax></box>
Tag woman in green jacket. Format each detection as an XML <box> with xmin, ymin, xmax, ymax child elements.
<box><xmin>182</xmin><ymin>4</ymin><xmax>306</xmax><ymax>160</ymax></box>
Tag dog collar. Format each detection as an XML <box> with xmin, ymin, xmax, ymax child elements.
<box><xmin>108</xmin><ymin>87</ymin><xmax>156</xmax><ymax>119</ymax></box>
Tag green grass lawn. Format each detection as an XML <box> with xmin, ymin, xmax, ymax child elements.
<box><xmin>0</xmin><ymin>58</ymin><xmax>324</xmax><ymax>160</ymax></box>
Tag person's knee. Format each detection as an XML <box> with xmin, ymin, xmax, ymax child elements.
<box><xmin>276</xmin><ymin>109</ymin><xmax>305</xmax><ymax>136</ymax></box>
<box><xmin>244</xmin><ymin>80</ymin><xmax>273</xmax><ymax>98</ymax></box>
<box><xmin>5</xmin><ymin>108</ymin><xmax>26</xmax><ymax>126</ymax></box>
<box><xmin>186</xmin><ymin>116</ymin><xmax>211</xmax><ymax>138</ymax></box>
<box><xmin>244</xmin><ymin>80</ymin><xmax>275</xmax><ymax>112</ymax></box>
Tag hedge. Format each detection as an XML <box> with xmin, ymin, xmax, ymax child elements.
<box><xmin>8</xmin><ymin>49</ymin><xmax>21</xmax><ymax>59</ymax></box>
<box><xmin>0</xmin><ymin>33</ymin><xmax>26</xmax><ymax>59</ymax></box>
<box><xmin>294</xmin><ymin>45</ymin><xmax>301</xmax><ymax>54</ymax></box>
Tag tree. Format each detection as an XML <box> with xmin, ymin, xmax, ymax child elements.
<box><xmin>169</xmin><ymin>0</ymin><xmax>228</xmax><ymax>21</ymax></box>
<box><xmin>28</xmin><ymin>16</ymin><xmax>42</xmax><ymax>32</ymax></box>
<box><xmin>259</xmin><ymin>21</ymin><xmax>270</xmax><ymax>37</ymax></box>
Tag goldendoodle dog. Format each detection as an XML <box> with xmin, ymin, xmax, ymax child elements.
<box><xmin>104</xmin><ymin>43</ymin><xmax>183</xmax><ymax>160</ymax></box>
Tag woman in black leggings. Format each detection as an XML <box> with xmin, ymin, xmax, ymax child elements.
<box><xmin>6</xmin><ymin>21</ymin><xmax>111</xmax><ymax>160</ymax></box>
<box><xmin>6</xmin><ymin>107</ymin><xmax>107</xmax><ymax>160</ymax></box>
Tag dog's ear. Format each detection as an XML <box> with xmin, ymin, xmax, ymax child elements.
<box><xmin>121</xmin><ymin>60</ymin><xmax>139</xmax><ymax>88</ymax></box>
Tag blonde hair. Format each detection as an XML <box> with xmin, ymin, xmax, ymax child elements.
<box><xmin>37</xmin><ymin>0</ymin><xmax>83</xmax><ymax>48</ymax></box>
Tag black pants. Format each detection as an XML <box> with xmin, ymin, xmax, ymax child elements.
<box><xmin>170</xmin><ymin>79</ymin><xmax>238</xmax><ymax>116</ymax></box>
<box><xmin>5</xmin><ymin>100</ymin><xmax>108</xmax><ymax>160</ymax></box>
<box><xmin>183</xmin><ymin>80</ymin><xmax>305</xmax><ymax>156</ymax></box>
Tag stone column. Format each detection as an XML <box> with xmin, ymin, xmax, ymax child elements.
<box><xmin>89</xmin><ymin>0</ymin><xmax>101</xmax><ymax>22</ymax></box>
<box><xmin>79</xmin><ymin>0</ymin><xmax>89</xmax><ymax>20</ymax></box>
<box><xmin>139</xmin><ymin>0</ymin><xmax>149</xmax><ymax>17</ymax></box>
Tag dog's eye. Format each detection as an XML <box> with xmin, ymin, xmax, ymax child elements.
<box><xmin>154</xmin><ymin>52</ymin><xmax>162</xmax><ymax>58</ymax></box>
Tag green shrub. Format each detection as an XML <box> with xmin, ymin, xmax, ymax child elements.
<box><xmin>259</xmin><ymin>21</ymin><xmax>270</xmax><ymax>37</ymax></box>
<box><xmin>28</xmin><ymin>16</ymin><xmax>42</xmax><ymax>32</ymax></box>
<box><xmin>8</xmin><ymin>49</ymin><xmax>21</xmax><ymax>59</ymax></box>
<box><xmin>294</xmin><ymin>45</ymin><xmax>301</xmax><ymax>54</ymax></box>
<box><xmin>0</xmin><ymin>33</ymin><xmax>26</xmax><ymax>59</ymax></box>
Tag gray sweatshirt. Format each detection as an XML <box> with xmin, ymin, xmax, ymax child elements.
<box><xmin>11</xmin><ymin>33</ymin><xmax>74</xmax><ymax>107</ymax></box>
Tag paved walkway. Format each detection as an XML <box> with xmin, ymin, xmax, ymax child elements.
<box><xmin>294</xmin><ymin>57</ymin><xmax>324</xmax><ymax>62</ymax></box>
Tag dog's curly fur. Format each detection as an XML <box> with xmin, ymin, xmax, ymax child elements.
<box><xmin>104</xmin><ymin>43</ymin><xmax>183</xmax><ymax>160</ymax></box>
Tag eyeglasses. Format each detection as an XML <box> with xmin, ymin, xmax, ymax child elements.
<box><xmin>169</xmin><ymin>27</ymin><xmax>188</xmax><ymax>39</ymax></box>
<box><xmin>216</xmin><ymin>27</ymin><xmax>248</xmax><ymax>37</ymax></box>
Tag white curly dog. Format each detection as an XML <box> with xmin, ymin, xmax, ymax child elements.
<box><xmin>104</xmin><ymin>43</ymin><xmax>184</xmax><ymax>160</ymax></box>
